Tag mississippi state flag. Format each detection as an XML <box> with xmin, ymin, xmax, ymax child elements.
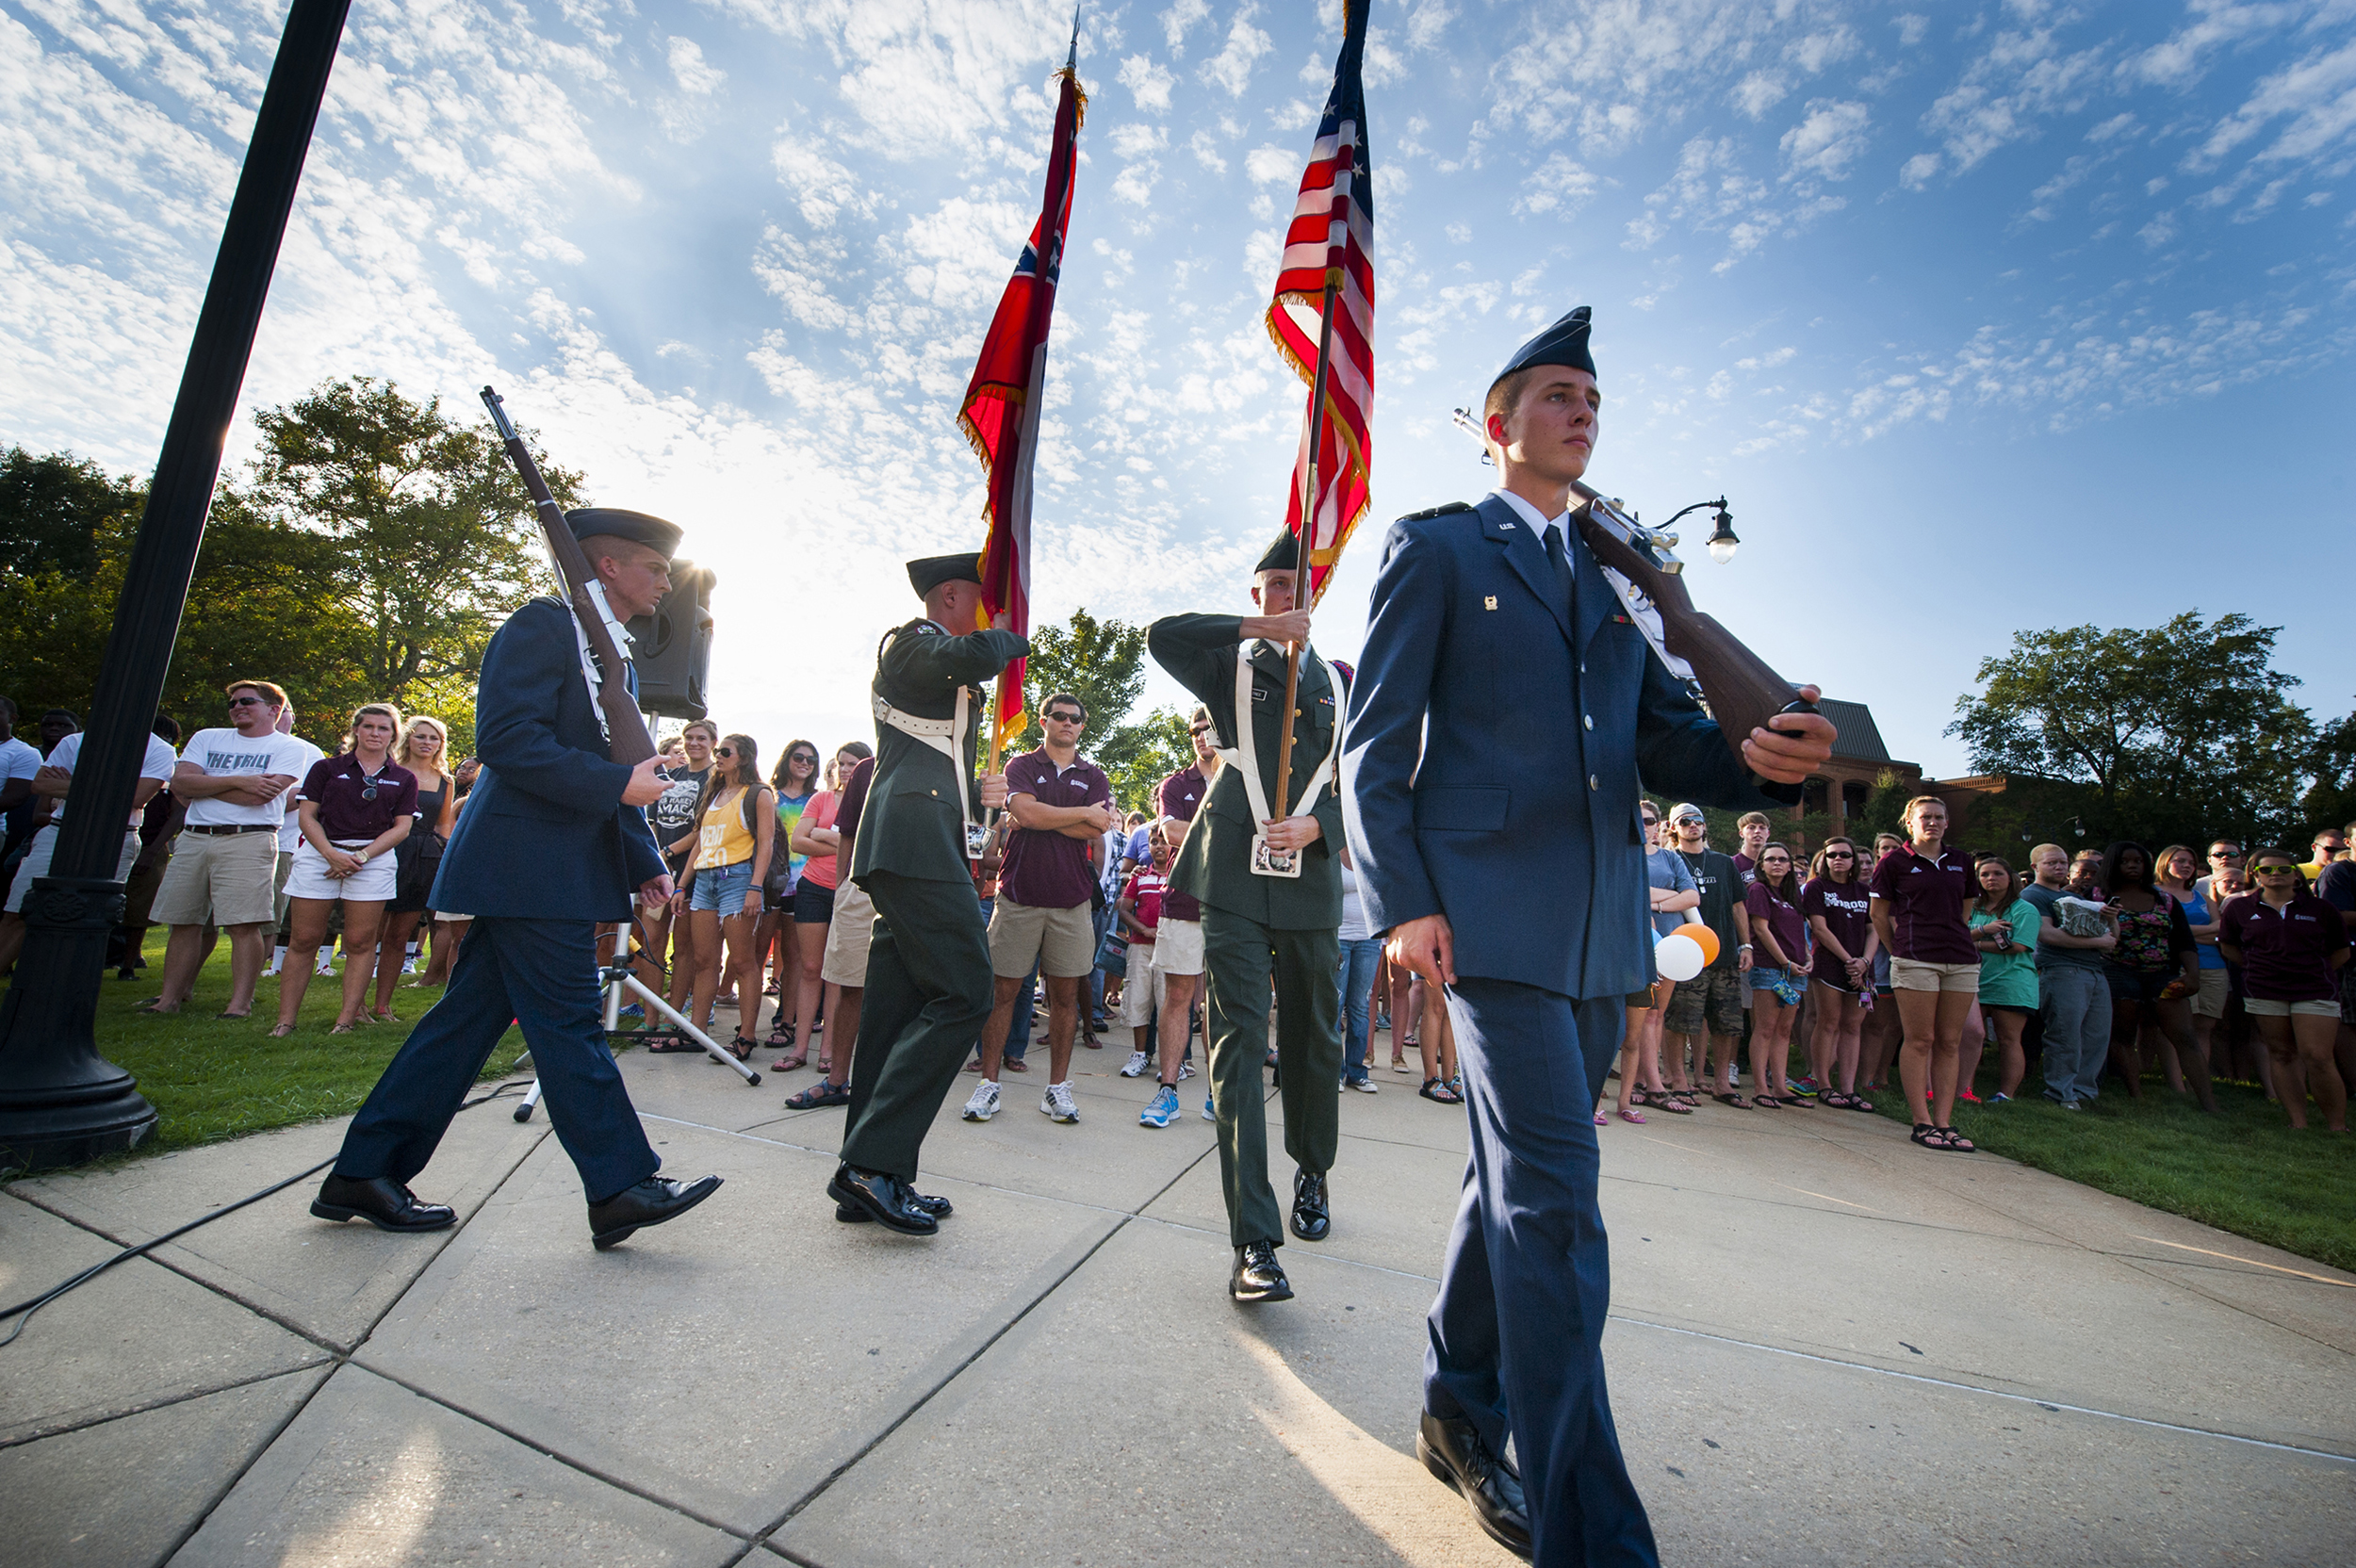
<box><xmin>962</xmin><ymin>58</ymin><xmax>1086</xmax><ymax>743</ymax></box>
<box><xmin>1266</xmin><ymin>0</ymin><xmax>1373</xmax><ymax>610</ymax></box>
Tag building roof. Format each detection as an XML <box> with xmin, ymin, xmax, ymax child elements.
<box><xmin>1817</xmin><ymin>699</ymin><xmax>1890</xmax><ymax>763</ymax></box>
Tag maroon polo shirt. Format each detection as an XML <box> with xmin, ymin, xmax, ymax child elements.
<box><xmin>2219</xmin><ymin>891</ymin><xmax>2343</xmax><ymax>1003</ymax></box>
<box><xmin>1156</xmin><ymin>763</ymin><xmax>1208</xmax><ymax>923</ymax></box>
<box><xmin>1867</xmin><ymin>843</ymin><xmax>1977</xmax><ymax>963</ymax></box>
<box><xmin>834</xmin><ymin>756</ymin><xmax>875</xmax><ymax>867</ymax></box>
<box><xmin>297</xmin><ymin>755</ymin><xmax>419</xmax><ymax>842</ymax></box>
<box><xmin>999</xmin><ymin>747</ymin><xmax>1111</xmax><ymax>909</ymax></box>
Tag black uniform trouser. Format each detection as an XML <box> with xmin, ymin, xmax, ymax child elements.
<box><xmin>839</xmin><ymin>871</ymin><xmax>992</xmax><ymax>1182</ymax></box>
<box><xmin>1202</xmin><ymin>905</ymin><xmax>1342</xmax><ymax>1247</ymax></box>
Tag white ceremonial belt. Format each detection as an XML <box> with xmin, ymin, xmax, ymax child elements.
<box><xmin>873</xmin><ymin>685</ymin><xmax>973</xmax><ymax>842</ymax></box>
<box><xmin>1212</xmin><ymin>646</ymin><xmax>1341</xmax><ymax>878</ymax></box>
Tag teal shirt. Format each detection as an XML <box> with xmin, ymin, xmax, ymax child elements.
<box><xmin>1971</xmin><ymin>898</ymin><xmax>2041</xmax><ymax>1008</ymax></box>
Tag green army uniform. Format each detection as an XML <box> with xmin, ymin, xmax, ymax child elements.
<box><xmin>1146</xmin><ymin>610</ymin><xmax>1345</xmax><ymax>1250</ymax></box>
<box><xmin>838</xmin><ymin>577</ymin><xmax>1027</xmax><ymax>1186</ymax></box>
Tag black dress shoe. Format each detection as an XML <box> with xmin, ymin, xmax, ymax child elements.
<box><xmin>837</xmin><ymin>1189</ymin><xmax>953</xmax><ymax>1224</ymax></box>
<box><xmin>826</xmin><ymin>1163</ymin><xmax>938</xmax><ymax>1235</ymax></box>
<box><xmin>1417</xmin><ymin>1410</ymin><xmax>1532</xmax><ymax>1560</ymax></box>
<box><xmin>587</xmin><ymin>1174</ymin><xmax>722</xmax><ymax>1250</ymax></box>
<box><xmin>1230</xmin><ymin>1240</ymin><xmax>1293</xmax><ymax>1302</ymax></box>
<box><xmin>311</xmin><ymin>1173</ymin><xmax>456</xmax><ymax>1233</ymax></box>
<box><xmin>1290</xmin><ymin>1168</ymin><xmax>1331</xmax><ymax>1241</ymax></box>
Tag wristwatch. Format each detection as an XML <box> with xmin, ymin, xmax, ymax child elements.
<box><xmin>353</xmin><ymin>848</ymin><xmax>370</xmax><ymax>864</ymax></box>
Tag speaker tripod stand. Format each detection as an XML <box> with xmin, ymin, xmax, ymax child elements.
<box><xmin>512</xmin><ymin>922</ymin><xmax>760</xmax><ymax>1122</ymax></box>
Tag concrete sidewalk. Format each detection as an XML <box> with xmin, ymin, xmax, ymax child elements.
<box><xmin>4</xmin><ymin>1020</ymin><xmax>2351</xmax><ymax>1567</ymax></box>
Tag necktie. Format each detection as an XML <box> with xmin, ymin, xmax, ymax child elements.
<box><xmin>1542</xmin><ymin>521</ymin><xmax>1575</xmax><ymax>612</ymax></box>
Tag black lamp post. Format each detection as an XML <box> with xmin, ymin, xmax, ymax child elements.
<box><xmin>0</xmin><ymin>0</ymin><xmax>352</xmax><ymax>1171</ymax></box>
<box><xmin>1655</xmin><ymin>497</ymin><xmax>1738</xmax><ymax>564</ymax></box>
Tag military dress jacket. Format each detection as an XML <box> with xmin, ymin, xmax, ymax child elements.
<box><xmin>429</xmin><ymin>595</ymin><xmax>665</xmax><ymax>922</ymax></box>
<box><xmin>1341</xmin><ymin>497</ymin><xmax>1795</xmax><ymax>1000</ymax></box>
<box><xmin>1146</xmin><ymin>612</ymin><xmax>1344</xmax><ymax>932</ymax></box>
<box><xmin>849</xmin><ymin>618</ymin><xmax>1029</xmax><ymax>887</ymax></box>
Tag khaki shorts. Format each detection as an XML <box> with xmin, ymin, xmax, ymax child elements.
<box><xmin>1890</xmin><ymin>956</ymin><xmax>1981</xmax><ymax>994</ymax></box>
<box><xmin>988</xmin><ymin>895</ymin><xmax>1097</xmax><ymax>979</ymax></box>
<box><xmin>150</xmin><ymin>829</ymin><xmax>279</xmax><ymax>927</ymax></box>
<box><xmin>2190</xmin><ymin>965</ymin><xmax>2230</xmax><ymax>1020</ymax></box>
<box><xmin>3</xmin><ymin>826</ymin><xmax>140</xmax><ymax>915</ymax></box>
<box><xmin>2245</xmin><ymin>997</ymin><xmax>2339</xmax><ymax>1019</ymax></box>
<box><xmin>821</xmin><ymin>880</ymin><xmax>875</xmax><ymax>988</ymax></box>
<box><xmin>1154</xmin><ymin>914</ymin><xmax>1205</xmax><ymax>977</ymax></box>
<box><xmin>1118</xmin><ymin>948</ymin><xmax>1166</xmax><ymax>1027</ymax></box>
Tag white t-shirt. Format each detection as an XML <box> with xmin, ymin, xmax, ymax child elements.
<box><xmin>0</xmin><ymin>735</ymin><xmax>40</xmax><ymax>792</ymax></box>
<box><xmin>44</xmin><ymin>731</ymin><xmax>181</xmax><ymax>828</ymax></box>
<box><xmin>275</xmin><ymin>736</ymin><xmax>326</xmax><ymax>850</ymax></box>
<box><xmin>176</xmin><ymin>727</ymin><xmax>319</xmax><ymax>829</ymax></box>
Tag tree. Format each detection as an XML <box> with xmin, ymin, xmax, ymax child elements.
<box><xmin>235</xmin><ymin>377</ymin><xmax>578</xmax><ymax>712</ymax></box>
<box><xmin>1948</xmin><ymin>612</ymin><xmax>2315</xmax><ymax>849</ymax></box>
<box><xmin>0</xmin><ymin>446</ymin><xmax>138</xmax><ymax>579</ymax></box>
<box><xmin>1012</xmin><ymin>608</ymin><xmax>1187</xmax><ymax>809</ymax></box>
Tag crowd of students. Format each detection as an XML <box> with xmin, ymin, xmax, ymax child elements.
<box><xmin>9</xmin><ymin>687</ymin><xmax>2349</xmax><ymax>1150</ymax></box>
<box><xmin>1592</xmin><ymin>800</ymin><xmax>2356</xmax><ymax>1148</ymax></box>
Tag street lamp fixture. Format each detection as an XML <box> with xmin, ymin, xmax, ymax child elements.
<box><xmin>1656</xmin><ymin>498</ymin><xmax>1738</xmax><ymax>564</ymax></box>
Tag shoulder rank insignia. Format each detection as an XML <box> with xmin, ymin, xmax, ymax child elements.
<box><xmin>1401</xmin><ymin>500</ymin><xmax>1475</xmax><ymax>522</ymax></box>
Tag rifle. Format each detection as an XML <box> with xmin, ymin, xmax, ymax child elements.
<box><xmin>480</xmin><ymin>385</ymin><xmax>656</xmax><ymax>765</ymax></box>
<box><xmin>1567</xmin><ymin>482</ymin><xmax>1823</xmax><ymax>766</ymax></box>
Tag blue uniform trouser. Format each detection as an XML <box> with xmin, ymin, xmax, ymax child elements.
<box><xmin>1431</xmin><ymin>977</ymin><xmax>1659</xmax><ymax>1568</ymax></box>
<box><xmin>335</xmin><ymin>917</ymin><xmax>658</xmax><ymax>1206</ymax></box>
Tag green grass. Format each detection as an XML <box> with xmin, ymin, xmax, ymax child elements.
<box><xmin>6</xmin><ymin>929</ymin><xmax>525</xmax><ymax>1159</ymax></box>
<box><xmin>1872</xmin><ymin>1063</ymin><xmax>2356</xmax><ymax>1273</ymax></box>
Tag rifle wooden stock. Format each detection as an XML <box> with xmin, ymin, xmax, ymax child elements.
<box><xmin>1569</xmin><ymin>486</ymin><xmax>1821</xmax><ymax>768</ymax></box>
<box><xmin>480</xmin><ymin>385</ymin><xmax>656</xmax><ymax>766</ymax></box>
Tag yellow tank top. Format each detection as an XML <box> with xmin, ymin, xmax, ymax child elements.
<box><xmin>695</xmin><ymin>787</ymin><xmax>757</xmax><ymax>871</ymax></box>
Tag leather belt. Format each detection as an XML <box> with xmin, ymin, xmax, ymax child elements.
<box><xmin>184</xmin><ymin>824</ymin><xmax>278</xmax><ymax>836</ymax></box>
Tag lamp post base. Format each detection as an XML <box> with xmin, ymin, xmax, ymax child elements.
<box><xmin>0</xmin><ymin>874</ymin><xmax>159</xmax><ymax>1171</ymax></box>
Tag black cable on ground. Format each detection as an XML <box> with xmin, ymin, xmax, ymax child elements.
<box><xmin>0</xmin><ymin>1080</ymin><xmax>527</xmax><ymax>1348</ymax></box>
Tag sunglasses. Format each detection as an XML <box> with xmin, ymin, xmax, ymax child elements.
<box><xmin>792</xmin><ymin>752</ymin><xmax>817</xmax><ymax>763</ymax></box>
<box><xmin>1046</xmin><ymin>711</ymin><xmax>1084</xmax><ymax>724</ymax></box>
<box><xmin>2252</xmin><ymin>864</ymin><xmax>2297</xmax><ymax>876</ymax></box>
<box><xmin>2209</xmin><ymin>849</ymin><xmax>2242</xmax><ymax>859</ymax></box>
<box><xmin>227</xmin><ymin>694</ymin><xmax>265</xmax><ymax>708</ymax></box>
<box><xmin>716</xmin><ymin>746</ymin><xmax>736</xmax><ymax>757</ymax></box>
<box><xmin>1824</xmin><ymin>850</ymin><xmax>1855</xmax><ymax>859</ymax></box>
<box><xmin>1189</xmin><ymin>727</ymin><xmax>1212</xmax><ymax>737</ymax></box>
<box><xmin>1672</xmin><ymin>817</ymin><xmax>1704</xmax><ymax>827</ymax></box>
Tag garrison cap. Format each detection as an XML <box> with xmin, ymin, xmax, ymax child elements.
<box><xmin>1254</xmin><ymin>531</ymin><xmax>1300</xmax><ymax>574</ymax></box>
<box><xmin>908</xmin><ymin>551</ymin><xmax>985</xmax><ymax>596</ymax></box>
<box><xmin>565</xmin><ymin>507</ymin><xmax>681</xmax><ymax>560</ymax></box>
<box><xmin>1493</xmin><ymin>305</ymin><xmax>1595</xmax><ymax>385</ymax></box>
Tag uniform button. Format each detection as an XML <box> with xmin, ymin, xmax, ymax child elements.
<box><xmin>1588</xmin><ymin>775</ymin><xmax>1599</xmax><ymax>790</ymax></box>
<box><xmin>1579</xmin><ymin>662</ymin><xmax>1587</xmax><ymax>674</ymax></box>
<box><xmin>1583</xmin><ymin>714</ymin><xmax>1595</xmax><ymax>730</ymax></box>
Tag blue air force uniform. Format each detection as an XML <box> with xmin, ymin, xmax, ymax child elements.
<box><xmin>334</xmin><ymin>570</ymin><xmax>669</xmax><ymax>1207</ymax></box>
<box><xmin>1342</xmin><ymin>307</ymin><xmax>1794</xmax><ymax>1567</ymax></box>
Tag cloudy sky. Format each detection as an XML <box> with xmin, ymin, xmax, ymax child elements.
<box><xmin>5</xmin><ymin>0</ymin><xmax>2350</xmax><ymax>776</ymax></box>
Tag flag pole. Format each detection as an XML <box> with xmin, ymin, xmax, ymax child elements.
<box><xmin>1271</xmin><ymin>231</ymin><xmax>1343</xmax><ymax>819</ymax></box>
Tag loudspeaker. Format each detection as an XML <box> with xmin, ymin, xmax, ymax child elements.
<box><xmin>626</xmin><ymin>562</ymin><xmax>715</xmax><ymax>719</ymax></box>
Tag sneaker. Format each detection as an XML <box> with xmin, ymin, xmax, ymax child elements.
<box><xmin>618</xmin><ymin>1003</ymin><xmax>646</xmax><ymax>1022</ymax></box>
<box><xmin>1202</xmin><ymin>1094</ymin><xmax>1216</xmax><ymax>1122</ymax></box>
<box><xmin>1789</xmin><ymin>1077</ymin><xmax>1819</xmax><ymax>1099</ymax></box>
<box><xmin>1988</xmin><ymin>1092</ymin><xmax>2012</xmax><ymax>1104</ymax></box>
<box><xmin>401</xmin><ymin>957</ymin><xmax>417</xmax><ymax>975</ymax></box>
<box><xmin>1177</xmin><ymin>1059</ymin><xmax>1197</xmax><ymax>1082</ymax></box>
<box><xmin>1346</xmin><ymin>1075</ymin><xmax>1379</xmax><ymax>1094</ymax></box>
<box><xmin>961</xmin><ymin>1082</ymin><xmax>1001</xmax><ymax>1121</ymax></box>
<box><xmin>2060</xmin><ymin>1099</ymin><xmax>2082</xmax><ymax>1111</ymax></box>
<box><xmin>1042</xmin><ymin>1082</ymin><xmax>1080</xmax><ymax>1123</ymax></box>
<box><xmin>1121</xmin><ymin>1050</ymin><xmax>1151</xmax><ymax>1078</ymax></box>
<box><xmin>1959</xmin><ymin>1088</ymin><xmax>1984</xmax><ymax>1104</ymax></box>
<box><xmin>1140</xmin><ymin>1084</ymin><xmax>1181</xmax><ymax>1127</ymax></box>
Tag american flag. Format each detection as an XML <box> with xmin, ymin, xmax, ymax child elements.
<box><xmin>1266</xmin><ymin>0</ymin><xmax>1373</xmax><ymax>610</ymax></box>
<box><xmin>962</xmin><ymin>46</ymin><xmax>1087</xmax><ymax>744</ymax></box>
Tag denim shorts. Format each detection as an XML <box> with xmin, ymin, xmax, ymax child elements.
<box><xmin>689</xmin><ymin>858</ymin><xmax>757</xmax><ymax>913</ymax></box>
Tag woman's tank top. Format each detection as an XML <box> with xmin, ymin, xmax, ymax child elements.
<box><xmin>695</xmin><ymin>786</ymin><xmax>758</xmax><ymax>871</ymax></box>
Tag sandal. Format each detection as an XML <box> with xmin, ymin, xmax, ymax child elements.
<box><xmin>1617</xmin><ymin>1107</ymin><xmax>1647</xmax><ymax>1124</ymax></box>
<box><xmin>728</xmin><ymin>1036</ymin><xmax>758</xmax><ymax>1062</ymax></box>
<box><xmin>1653</xmin><ymin>1094</ymin><xmax>1693</xmax><ymax>1115</ymax></box>
<box><xmin>1754</xmin><ymin>1094</ymin><xmax>1785</xmax><ymax>1109</ymax></box>
<box><xmin>643</xmin><ymin>1033</ymin><xmax>704</xmax><ymax>1054</ymax></box>
<box><xmin>1710</xmin><ymin>1090</ymin><xmax>1750</xmax><ymax>1108</ymax></box>
<box><xmin>1937</xmin><ymin>1128</ymin><xmax>1976</xmax><ymax>1152</ymax></box>
<box><xmin>1910</xmin><ymin>1122</ymin><xmax>1954</xmax><ymax>1150</ymax></box>
<box><xmin>767</xmin><ymin>1021</ymin><xmax>795</xmax><ymax>1048</ymax></box>
<box><xmin>269</xmin><ymin>1023</ymin><xmax>297</xmax><ymax>1037</ymax></box>
<box><xmin>772</xmin><ymin>1053</ymin><xmax>809</xmax><ymax>1071</ymax></box>
<box><xmin>783</xmin><ymin>1079</ymin><xmax>851</xmax><ymax>1109</ymax></box>
<box><xmin>1670</xmin><ymin>1089</ymin><xmax>1700</xmax><ymax>1109</ymax></box>
<box><xmin>1819</xmin><ymin>1091</ymin><xmax>1856</xmax><ymax>1110</ymax></box>
<box><xmin>1847</xmin><ymin>1094</ymin><xmax>1876</xmax><ymax>1113</ymax></box>
<box><xmin>1004</xmin><ymin>1057</ymin><xmax>1030</xmax><ymax>1072</ymax></box>
<box><xmin>1419</xmin><ymin>1077</ymin><xmax>1464</xmax><ymax>1104</ymax></box>
<box><xmin>1593</xmin><ymin>1110</ymin><xmax>1611</xmax><ymax>1126</ymax></box>
<box><xmin>217</xmin><ymin>1010</ymin><xmax>251</xmax><ymax>1021</ymax></box>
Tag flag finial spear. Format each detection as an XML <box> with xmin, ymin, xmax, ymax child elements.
<box><xmin>1066</xmin><ymin>1</ymin><xmax>1081</xmax><ymax>70</ymax></box>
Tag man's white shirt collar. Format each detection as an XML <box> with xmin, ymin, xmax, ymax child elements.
<box><xmin>1491</xmin><ymin>488</ymin><xmax>1569</xmax><ymax>546</ymax></box>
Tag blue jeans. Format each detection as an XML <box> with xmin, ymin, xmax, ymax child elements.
<box><xmin>2038</xmin><ymin>963</ymin><xmax>2111</xmax><ymax>1103</ymax></box>
<box><xmin>1336</xmin><ymin>936</ymin><xmax>1383</xmax><ymax>1084</ymax></box>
